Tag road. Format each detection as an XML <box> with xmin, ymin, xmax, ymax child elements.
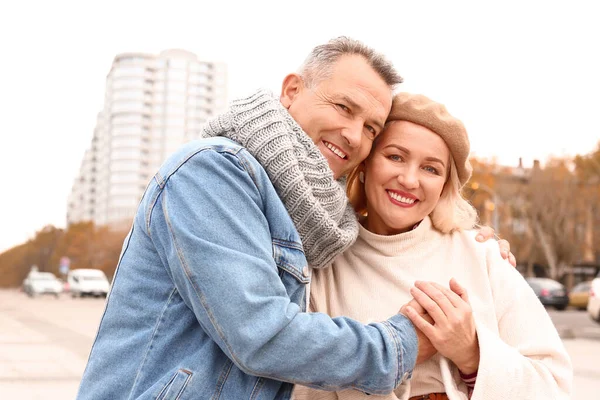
<box><xmin>548</xmin><ymin>308</ymin><xmax>600</xmax><ymax>340</ymax></box>
<box><xmin>1</xmin><ymin>289</ymin><xmax>599</xmax><ymax>399</ymax></box>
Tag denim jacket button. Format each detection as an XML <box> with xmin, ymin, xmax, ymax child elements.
<box><xmin>302</xmin><ymin>266</ymin><xmax>310</xmax><ymax>277</ymax></box>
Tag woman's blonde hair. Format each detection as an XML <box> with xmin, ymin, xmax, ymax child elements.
<box><xmin>429</xmin><ymin>157</ymin><xmax>478</xmax><ymax>233</ymax></box>
<box><xmin>347</xmin><ymin>146</ymin><xmax>478</xmax><ymax>234</ymax></box>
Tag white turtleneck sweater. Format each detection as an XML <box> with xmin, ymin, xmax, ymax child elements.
<box><xmin>293</xmin><ymin>217</ymin><xmax>572</xmax><ymax>400</ymax></box>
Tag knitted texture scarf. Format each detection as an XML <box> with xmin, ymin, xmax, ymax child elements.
<box><xmin>201</xmin><ymin>89</ymin><xmax>358</xmax><ymax>268</ymax></box>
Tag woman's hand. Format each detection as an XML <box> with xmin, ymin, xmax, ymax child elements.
<box><xmin>475</xmin><ymin>225</ymin><xmax>516</xmax><ymax>267</ymax></box>
<box><xmin>404</xmin><ymin>279</ymin><xmax>480</xmax><ymax>374</ymax></box>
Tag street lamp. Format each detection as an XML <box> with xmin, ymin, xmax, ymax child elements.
<box><xmin>469</xmin><ymin>182</ymin><xmax>499</xmax><ymax>231</ymax></box>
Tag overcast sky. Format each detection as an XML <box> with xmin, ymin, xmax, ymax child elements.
<box><xmin>0</xmin><ymin>0</ymin><xmax>598</xmax><ymax>253</ymax></box>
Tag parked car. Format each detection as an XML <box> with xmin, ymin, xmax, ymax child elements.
<box><xmin>587</xmin><ymin>277</ymin><xmax>600</xmax><ymax>323</ymax></box>
<box><xmin>22</xmin><ymin>271</ymin><xmax>63</xmax><ymax>298</ymax></box>
<box><xmin>525</xmin><ymin>277</ymin><xmax>569</xmax><ymax>311</ymax></box>
<box><xmin>569</xmin><ymin>280</ymin><xmax>592</xmax><ymax>310</ymax></box>
<box><xmin>68</xmin><ymin>269</ymin><xmax>110</xmax><ymax>298</ymax></box>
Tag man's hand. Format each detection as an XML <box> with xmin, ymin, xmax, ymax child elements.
<box><xmin>475</xmin><ymin>225</ymin><xmax>517</xmax><ymax>267</ymax></box>
<box><xmin>400</xmin><ymin>298</ymin><xmax>437</xmax><ymax>364</ymax></box>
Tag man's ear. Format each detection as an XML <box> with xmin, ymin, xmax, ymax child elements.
<box><xmin>280</xmin><ymin>73</ymin><xmax>304</xmax><ymax>109</ymax></box>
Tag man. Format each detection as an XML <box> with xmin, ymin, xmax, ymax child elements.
<box><xmin>77</xmin><ymin>37</ymin><xmax>512</xmax><ymax>399</ymax></box>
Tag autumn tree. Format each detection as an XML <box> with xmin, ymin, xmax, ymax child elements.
<box><xmin>523</xmin><ymin>158</ymin><xmax>585</xmax><ymax>281</ymax></box>
<box><xmin>90</xmin><ymin>225</ymin><xmax>129</xmax><ymax>280</ymax></box>
<box><xmin>464</xmin><ymin>157</ymin><xmax>498</xmax><ymax>227</ymax></box>
<box><xmin>468</xmin><ymin>154</ymin><xmax>597</xmax><ymax>282</ymax></box>
<box><xmin>573</xmin><ymin>142</ymin><xmax>600</xmax><ymax>264</ymax></box>
<box><xmin>0</xmin><ymin>244</ymin><xmax>30</xmax><ymax>288</ymax></box>
<box><xmin>52</xmin><ymin>222</ymin><xmax>128</xmax><ymax>281</ymax></box>
<box><xmin>574</xmin><ymin>141</ymin><xmax>600</xmax><ymax>182</ymax></box>
<box><xmin>467</xmin><ymin>158</ymin><xmax>535</xmax><ymax>269</ymax></box>
<box><xmin>0</xmin><ymin>222</ymin><xmax>128</xmax><ymax>287</ymax></box>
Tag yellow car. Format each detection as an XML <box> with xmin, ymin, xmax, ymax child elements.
<box><xmin>569</xmin><ymin>281</ymin><xmax>592</xmax><ymax>310</ymax></box>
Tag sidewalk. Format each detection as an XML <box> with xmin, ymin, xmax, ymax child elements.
<box><xmin>0</xmin><ymin>290</ymin><xmax>102</xmax><ymax>399</ymax></box>
<box><xmin>0</xmin><ymin>313</ymin><xmax>85</xmax><ymax>398</ymax></box>
<box><xmin>562</xmin><ymin>339</ymin><xmax>600</xmax><ymax>397</ymax></box>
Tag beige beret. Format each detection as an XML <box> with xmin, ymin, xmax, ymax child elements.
<box><xmin>387</xmin><ymin>92</ymin><xmax>472</xmax><ymax>186</ymax></box>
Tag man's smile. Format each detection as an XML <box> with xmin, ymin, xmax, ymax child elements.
<box><xmin>323</xmin><ymin>141</ymin><xmax>348</xmax><ymax>160</ymax></box>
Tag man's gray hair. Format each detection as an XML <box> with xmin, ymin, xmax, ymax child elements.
<box><xmin>299</xmin><ymin>36</ymin><xmax>403</xmax><ymax>88</ymax></box>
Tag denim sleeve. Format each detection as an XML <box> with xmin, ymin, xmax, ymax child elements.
<box><xmin>150</xmin><ymin>149</ymin><xmax>417</xmax><ymax>395</ymax></box>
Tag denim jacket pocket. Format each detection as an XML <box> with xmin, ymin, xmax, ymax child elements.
<box><xmin>272</xmin><ymin>239</ymin><xmax>310</xmax><ymax>284</ymax></box>
<box><xmin>273</xmin><ymin>239</ymin><xmax>309</xmax><ymax>311</ymax></box>
<box><xmin>155</xmin><ymin>368</ymin><xmax>193</xmax><ymax>400</ymax></box>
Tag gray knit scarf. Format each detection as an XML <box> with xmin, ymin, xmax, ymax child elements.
<box><xmin>201</xmin><ymin>89</ymin><xmax>358</xmax><ymax>268</ymax></box>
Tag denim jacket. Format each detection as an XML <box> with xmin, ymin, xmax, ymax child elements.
<box><xmin>77</xmin><ymin>137</ymin><xmax>417</xmax><ymax>400</ymax></box>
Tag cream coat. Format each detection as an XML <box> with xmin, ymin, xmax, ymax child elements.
<box><xmin>294</xmin><ymin>217</ymin><xmax>572</xmax><ymax>400</ymax></box>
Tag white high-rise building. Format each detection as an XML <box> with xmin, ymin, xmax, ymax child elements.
<box><xmin>67</xmin><ymin>113</ymin><xmax>102</xmax><ymax>225</ymax></box>
<box><xmin>67</xmin><ymin>49</ymin><xmax>227</xmax><ymax>228</ymax></box>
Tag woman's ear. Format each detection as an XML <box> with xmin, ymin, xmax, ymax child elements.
<box><xmin>347</xmin><ymin>162</ymin><xmax>368</xmax><ymax>215</ymax></box>
<box><xmin>359</xmin><ymin>161</ymin><xmax>368</xmax><ymax>183</ymax></box>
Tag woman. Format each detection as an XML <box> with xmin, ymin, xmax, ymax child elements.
<box><xmin>293</xmin><ymin>93</ymin><xmax>572</xmax><ymax>399</ymax></box>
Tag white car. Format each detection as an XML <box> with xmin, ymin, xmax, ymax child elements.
<box><xmin>23</xmin><ymin>271</ymin><xmax>63</xmax><ymax>297</ymax></box>
<box><xmin>587</xmin><ymin>277</ymin><xmax>600</xmax><ymax>323</ymax></box>
<box><xmin>68</xmin><ymin>269</ymin><xmax>110</xmax><ymax>298</ymax></box>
